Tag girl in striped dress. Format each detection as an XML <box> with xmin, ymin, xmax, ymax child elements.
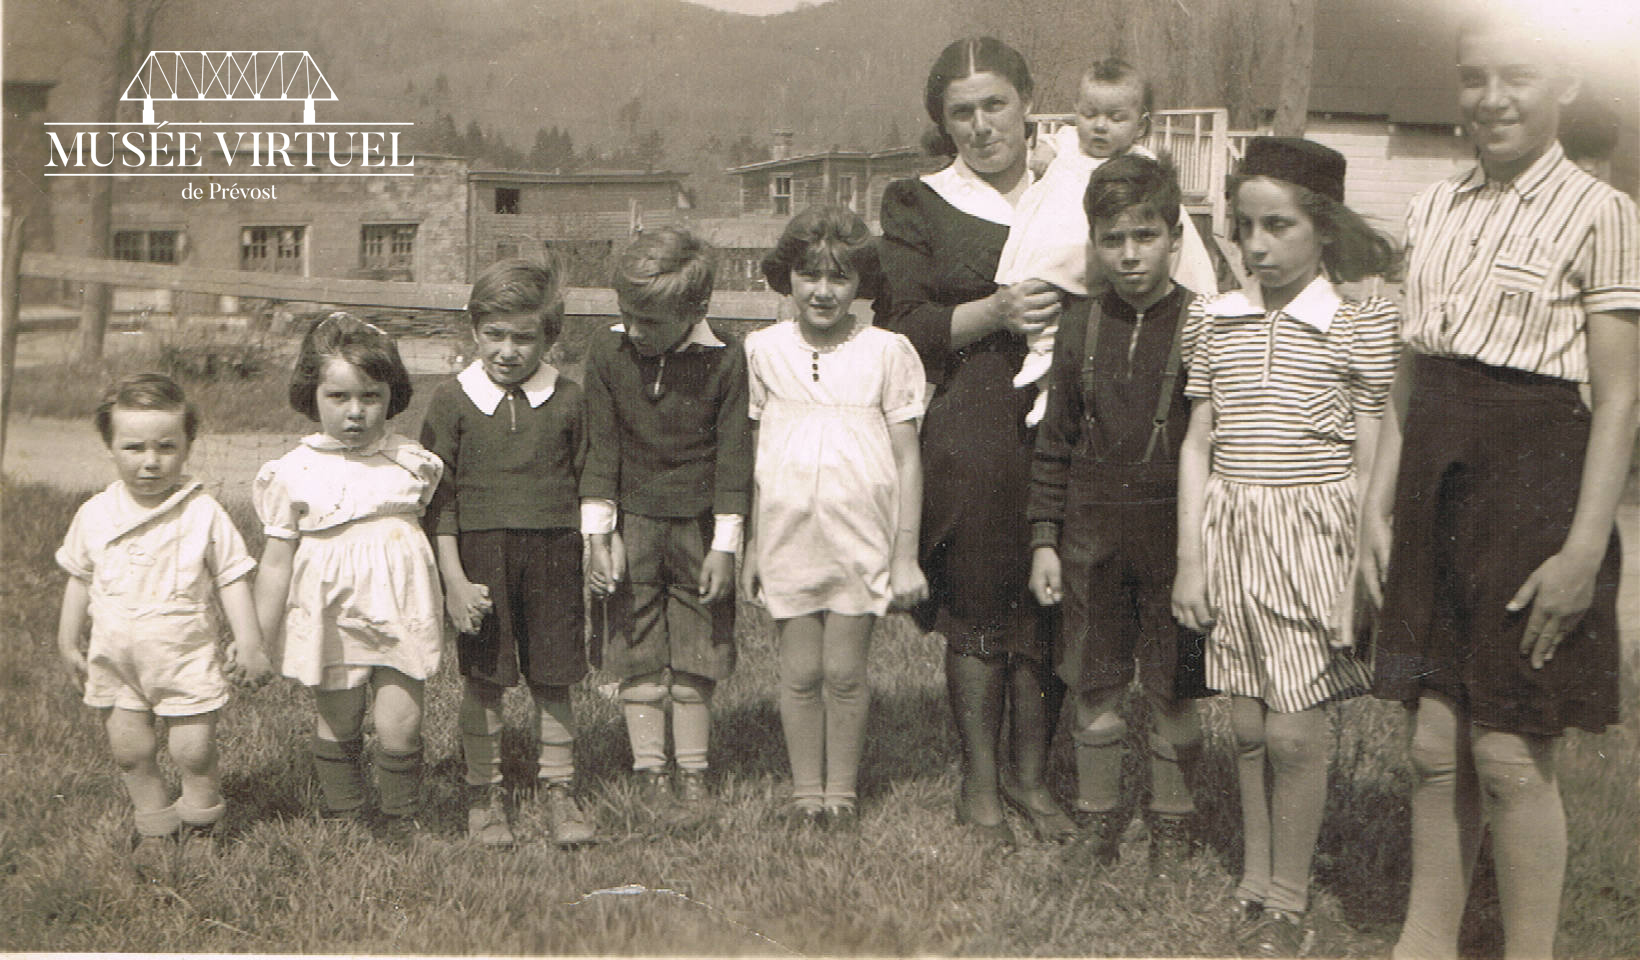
<box><xmin>1172</xmin><ymin>138</ymin><xmax>1397</xmax><ymax>955</ymax></box>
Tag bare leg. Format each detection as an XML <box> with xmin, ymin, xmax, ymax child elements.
<box><xmin>779</xmin><ymin>614</ymin><xmax>826</xmax><ymax>807</ymax></box>
<box><xmin>820</xmin><ymin>612</ymin><xmax>874</xmax><ymax>808</ymax></box>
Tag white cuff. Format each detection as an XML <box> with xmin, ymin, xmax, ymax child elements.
<box><xmin>710</xmin><ymin>514</ymin><xmax>744</xmax><ymax>554</ymax></box>
<box><xmin>580</xmin><ymin>499</ymin><xmax>617</xmax><ymax>536</ymax></box>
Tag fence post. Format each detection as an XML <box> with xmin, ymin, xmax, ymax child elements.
<box><xmin>2</xmin><ymin>212</ymin><xmax>26</xmax><ymax>472</ymax></box>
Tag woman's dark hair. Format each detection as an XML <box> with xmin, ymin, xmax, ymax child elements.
<box><xmin>1084</xmin><ymin>152</ymin><xmax>1182</xmax><ymax>231</ymax></box>
<box><xmin>94</xmin><ymin>372</ymin><xmax>199</xmax><ymax>445</ymax></box>
<box><xmin>288</xmin><ymin>312</ymin><xmax>414</xmax><ymax>421</ymax></box>
<box><xmin>921</xmin><ymin>36</ymin><xmax>1034</xmax><ymax>157</ymax></box>
<box><xmin>760</xmin><ymin>205</ymin><xmax>883</xmax><ymax>300</ymax></box>
<box><xmin>1227</xmin><ymin>173</ymin><xmax>1399</xmax><ymax>282</ymax></box>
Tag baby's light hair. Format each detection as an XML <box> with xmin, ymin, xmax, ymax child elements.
<box><xmin>94</xmin><ymin>372</ymin><xmax>198</xmax><ymax>445</ymax></box>
<box><xmin>760</xmin><ymin>205</ymin><xmax>883</xmax><ymax>300</ymax></box>
<box><xmin>613</xmin><ymin>227</ymin><xmax>715</xmax><ymax>317</ymax></box>
<box><xmin>1081</xmin><ymin>57</ymin><xmax>1154</xmax><ymax>117</ymax></box>
<box><xmin>288</xmin><ymin>312</ymin><xmax>414</xmax><ymax>421</ymax></box>
<box><xmin>467</xmin><ymin>256</ymin><xmax>565</xmax><ymax>341</ymax></box>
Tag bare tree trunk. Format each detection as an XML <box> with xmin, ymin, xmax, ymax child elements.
<box><xmin>1270</xmin><ymin>0</ymin><xmax>1314</xmax><ymax>137</ymax></box>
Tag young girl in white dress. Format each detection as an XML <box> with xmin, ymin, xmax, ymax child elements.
<box><xmin>253</xmin><ymin>313</ymin><xmax>445</xmax><ymax>834</ymax></box>
<box><xmin>741</xmin><ymin>206</ymin><xmax>929</xmax><ymax>828</ymax></box>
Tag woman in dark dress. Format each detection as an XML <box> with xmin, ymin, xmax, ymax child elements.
<box><xmin>878</xmin><ymin>36</ymin><xmax>1075</xmax><ymax>844</ymax></box>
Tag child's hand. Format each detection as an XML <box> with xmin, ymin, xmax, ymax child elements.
<box><xmin>738</xmin><ymin>543</ymin><xmax>761</xmax><ymax>604</ymax></box>
<box><xmin>587</xmin><ymin>535</ymin><xmax>616</xmax><ymax>597</ymax></box>
<box><xmin>1170</xmin><ymin>559</ymin><xmax>1215</xmax><ymax>633</ymax></box>
<box><xmin>1028</xmin><ymin>546</ymin><xmax>1062</xmax><ymax>606</ymax></box>
<box><xmin>890</xmin><ymin>556</ymin><xmax>929</xmax><ymax>609</ymax></box>
<box><xmin>1509</xmin><ymin>550</ymin><xmax>1601</xmax><ymax>669</ymax></box>
<box><xmin>1327</xmin><ymin>575</ymin><xmax>1362</xmax><ymax>650</ymax></box>
<box><xmin>1355</xmin><ymin>510</ymin><xmax>1394</xmax><ymax>609</ymax></box>
<box><xmin>445</xmin><ymin>578</ymin><xmax>493</xmax><ymax>634</ymax></box>
<box><xmin>698</xmin><ymin>550</ymin><xmax>734</xmax><ymax>603</ymax></box>
<box><xmin>58</xmin><ymin>643</ymin><xmax>88</xmax><ymax>694</ymax></box>
<box><xmin>226</xmin><ymin>637</ymin><xmax>274</xmax><ymax>688</ymax></box>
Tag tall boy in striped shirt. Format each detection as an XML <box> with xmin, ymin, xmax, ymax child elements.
<box><xmin>1355</xmin><ymin>10</ymin><xmax>1640</xmax><ymax>959</ymax></box>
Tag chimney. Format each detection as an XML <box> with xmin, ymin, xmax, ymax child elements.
<box><xmin>771</xmin><ymin>130</ymin><xmax>794</xmax><ymax>161</ymax></box>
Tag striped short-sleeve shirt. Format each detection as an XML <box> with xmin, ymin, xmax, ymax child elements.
<box><xmin>1185</xmin><ymin>275</ymin><xmax>1401</xmax><ymax>485</ymax></box>
<box><xmin>1401</xmin><ymin>142</ymin><xmax>1640</xmax><ymax>382</ymax></box>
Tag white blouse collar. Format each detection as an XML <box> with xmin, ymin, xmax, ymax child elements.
<box><xmin>1205</xmin><ymin>274</ymin><xmax>1342</xmax><ymax>333</ymax></box>
<box><xmin>921</xmin><ymin>155</ymin><xmax>1032</xmax><ymax>226</ymax></box>
<box><xmin>456</xmin><ymin>359</ymin><xmax>559</xmax><ymax>415</ymax></box>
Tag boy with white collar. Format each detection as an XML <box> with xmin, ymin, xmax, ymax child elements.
<box><xmin>581</xmin><ymin>227</ymin><xmax>752</xmax><ymax>809</ymax></box>
<box><xmin>421</xmin><ymin>257</ymin><xmax>594</xmax><ymax>847</ymax></box>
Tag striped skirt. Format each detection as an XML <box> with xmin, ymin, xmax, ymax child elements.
<box><xmin>1202</xmin><ymin>475</ymin><xmax>1370</xmax><ymax>712</ymax></box>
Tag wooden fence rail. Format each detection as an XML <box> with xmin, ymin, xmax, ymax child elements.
<box><xmin>18</xmin><ymin>252</ymin><xmax>786</xmax><ymax>320</ymax></box>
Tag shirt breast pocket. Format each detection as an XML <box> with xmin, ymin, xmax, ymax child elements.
<box><xmin>1492</xmin><ymin>234</ymin><xmax>1557</xmax><ymax>294</ymax></box>
<box><xmin>1297</xmin><ymin>385</ymin><xmax>1349</xmax><ymax>442</ymax></box>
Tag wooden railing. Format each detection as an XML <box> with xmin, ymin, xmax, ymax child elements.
<box><xmin>16</xmin><ymin>253</ymin><xmax>785</xmax><ymax>321</ymax></box>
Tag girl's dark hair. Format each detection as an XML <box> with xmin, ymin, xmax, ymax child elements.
<box><xmin>94</xmin><ymin>372</ymin><xmax>199</xmax><ymax>445</ymax></box>
<box><xmin>921</xmin><ymin>36</ymin><xmax>1034</xmax><ymax>157</ymax></box>
<box><xmin>1227</xmin><ymin>173</ymin><xmax>1399</xmax><ymax>282</ymax></box>
<box><xmin>467</xmin><ymin>256</ymin><xmax>565</xmax><ymax>341</ymax></box>
<box><xmin>288</xmin><ymin>312</ymin><xmax>413</xmax><ymax>421</ymax></box>
<box><xmin>760</xmin><ymin>205</ymin><xmax>884</xmax><ymax>300</ymax></box>
<box><xmin>1084</xmin><ymin>152</ymin><xmax>1181</xmax><ymax>230</ymax></box>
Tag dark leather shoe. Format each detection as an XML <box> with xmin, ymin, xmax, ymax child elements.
<box><xmin>1000</xmin><ymin>777</ymin><xmax>1079</xmax><ymax>843</ymax></box>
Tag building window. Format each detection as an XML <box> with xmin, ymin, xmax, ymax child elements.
<box><xmin>360</xmin><ymin>224</ymin><xmax>417</xmax><ymax>279</ymax></box>
<box><xmin>114</xmin><ymin>230</ymin><xmax>179</xmax><ymax>263</ymax></box>
<box><xmin>772</xmin><ymin>175</ymin><xmax>792</xmax><ymax>215</ymax></box>
<box><xmin>837</xmin><ymin>175</ymin><xmax>857</xmax><ymax>212</ymax></box>
<box><xmin>495</xmin><ymin>187</ymin><xmax>520</xmax><ymax>214</ymax></box>
<box><xmin>241</xmin><ymin>226</ymin><xmax>305</xmax><ymax>274</ymax></box>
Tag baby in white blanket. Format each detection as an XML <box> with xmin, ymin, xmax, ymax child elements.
<box><xmin>997</xmin><ymin>60</ymin><xmax>1219</xmax><ymax>425</ymax></box>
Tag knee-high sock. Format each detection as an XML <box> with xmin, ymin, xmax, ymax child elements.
<box><xmin>375</xmin><ymin>743</ymin><xmax>424</xmax><ymax>819</ymax></box>
<box><xmin>460</xmin><ymin>689</ymin><xmax>503</xmax><ymax>788</ymax></box>
<box><xmin>821</xmin><ymin>617</ymin><xmax>873</xmax><ymax>806</ymax></box>
<box><xmin>534</xmin><ymin>685</ymin><xmax>576</xmax><ymax>785</ymax></box>
<box><xmin>1230</xmin><ymin>696</ymin><xmax>1271</xmax><ymax>905</ymax></box>
<box><xmin>1263</xmin><ymin>707</ymin><xmax>1329</xmax><ymax>915</ymax></box>
<box><xmin>1072</xmin><ymin>685</ymin><xmax>1128</xmax><ymax>813</ymax></box>
<box><xmin>1394</xmin><ymin>694</ymin><xmax>1481</xmax><ymax>960</ymax></box>
<box><xmin>620</xmin><ymin>676</ymin><xmax>668</xmax><ymax>772</ymax></box>
<box><xmin>779</xmin><ymin>618</ymin><xmax>825</xmax><ymax>804</ymax></box>
<box><xmin>1475</xmin><ymin>728</ymin><xmax>1564</xmax><ymax>960</ymax></box>
<box><xmin>670</xmin><ymin>674</ymin><xmax>714</xmax><ymax>772</ymax></box>
<box><xmin>312</xmin><ymin>735</ymin><xmax>367</xmax><ymax>816</ymax></box>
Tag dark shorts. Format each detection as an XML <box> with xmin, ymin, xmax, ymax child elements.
<box><xmin>1373</xmin><ymin>355</ymin><xmax>1621</xmax><ymax>735</ymax></box>
<box><xmin>591</xmin><ymin>513</ymin><xmax>736</xmax><ymax>682</ymax></box>
<box><xmin>1057</xmin><ymin>494</ymin><xmax>1213</xmax><ymax>701</ymax></box>
<box><xmin>455</xmin><ymin>528</ymin><xmax>587</xmax><ymax>689</ymax></box>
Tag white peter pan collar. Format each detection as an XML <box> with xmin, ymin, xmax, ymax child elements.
<box><xmin>1205</xmin><ymin>274</ymin><xmax>1342</xmax><ymax>333</ymax></box>
<box><xmin>921</xmin><ymin>156</ymin><xmax>1032</xmax><ymax>226</ymax></box>
<box><xmin>608</xmin><ymin>318</ymin><xmax>725</xmax><ymax>350</ymax></box>
<box><xmin>457</xmin><ymin>359</ymin><xmax>559</xmax><ymax>415</ymax></box>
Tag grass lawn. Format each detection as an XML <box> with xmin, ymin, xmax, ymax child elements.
<box><xmin>1</xmin><ymin>480</ymin><xmax>1635</xmax><ymax>956</ymax></box>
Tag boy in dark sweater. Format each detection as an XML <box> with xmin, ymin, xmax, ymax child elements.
<box><xmin>582</xmin><ymin>227</ymin><xmax>751</xmax><ymax>805</ymax></box>
<box><xmin>421</xmin><ymin>258</ymin><xmax>594</xmax><ymax>847</ymax></box>
<box><xmin>1026</xmin><ymin>154</ymin><xmax>1210</xmax><ymax>875</ymax></box>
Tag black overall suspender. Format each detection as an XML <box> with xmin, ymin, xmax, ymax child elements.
<box><xmin>1081</xmin><ymin>293</ymin><xmax>1195</xmax><ymax>465</ymax></box>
